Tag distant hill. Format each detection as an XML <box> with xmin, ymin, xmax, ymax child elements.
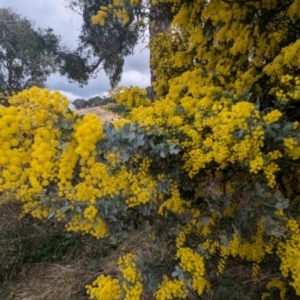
<box><xmin>72</xmin><ymin>95</ymin><xmax>115</xmax><ymax>109</ymax></box>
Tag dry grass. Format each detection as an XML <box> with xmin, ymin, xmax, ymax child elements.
<box><xmin>75</xmin><ymin>106</ymin><xmax>120</xmax><ymax>122</ymax></box>
<box><xmin>0</xmin><ymin>212</ymin><xmax>157</xmax><ymax>300</ymax></box>
<box><xmin>0</xmin><ymin>197</ymin><xmax>21</xmax><ymax>233</ymax></box>
<box><xmin>0</xmin><ymin>198</ymin><xmax>25</xmax><ymax>281</ymax></box>
<box><xmin>1</xmin><ymin>260</ymin><xmax>97</xmax><ymax>300</ymax></box>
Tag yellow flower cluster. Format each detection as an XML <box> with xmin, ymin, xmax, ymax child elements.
<box><xmin>268</xmin><ymin>150</ymin><xmax>283</xmax><ymax>161</ymax></box>
<box><xmin>175</xmin><ymin>222</ymin><xmax>203</xmax><ymax>249</ymax></box>
<box><xmin>130</xmin><ymin>98</ymin><xmax>179</xmax><ymax>132</ymax></box>
<box><xmin>181</xmin><ymin>101</ymin><xmax>272</xmax><ymax>182</ymax></box>
<box><xmin>261</xmin><ymin>278</ymin><xmax>287</xmax><ymax>300</ymax></box>
<box><xmin>276</xmin><ymin>75</ymin><xmax>300</xmax><ymax>103</ymax></box>
<box><xmin>8</xmin><ymin>87</ymin><xmax>70</xmax><ymax>113</ymax></box>
<box><xmin>0</xmin><ymin>87</ymin><xmax>74</xmax><ymax>219</ymax></box>
<box><xmin>155</xmin><ymin>276</ymin><xmax>188</xmax><ymax>300</ymax></box>
<box><xmin>118</xmin><ymin>253</ymin><xmax>143</xmax><ymax>300</ymax></box>
<box><xmin>125</xmin><ymin>159</ymin><xmax>157</xmax><ymax>208</ymax></box>
<box><xmin>176</xmin><ymin>224</ymin><xmax>192</xmax><ymax>249</ymax></box>
<box><xmin>235</xmin><ymin>222</ymin><xmax>265</xmax><ymax>262</ymax></box>
<box><xmin>264</xmin><ymin>162</ymin><xmax>280</xmax><ymax>188</ymax></box>
<box><xmin>0</xmin><ymin>93</ymin><xmax>161</xmax><ymax>236</ymax></box>
<box><xmin>110</xmin><ymin>86</ymin><xmax>151</xmax><ymax>109</ymax></box>
<box><xmin>281</xmin><ymin>74</ymin><xmax>294</xmax><ymax>84</ymax></box>
<box><xmin>84</xmin><ymin>205</ymin><xmax>98</xmax><ymax>221</ymax></box>
<box><xmin>67</xmin><ymin>214</ymin><xmax>107</xmax><ymax>239</ymax></box>
<box><xmin>283</xmin><ymin>137</ymin><xmax>300</xmax><ymax>160</ymax></box>
<box><xmin>249</xmin><ymin>155</ymin><xmax>264</xmax><ymax>174</ymax></box>
<box><xmin>176</xmin><ymin>247</ymin><xmax>210</xmax><ymax>296</ymax></box>
<box><xmin>218</xmin><ymin>221</ymin><xmax>268</xmax><ymax>276</ymax></box>
<box><xmin>150</xmin><ymin>31</ymin><xmax>189</xmax><ymax>97</ymax></box>
<box><xmin>284</xmin><ymin>137</ymin><xmax>297</xmax><ymax>150</ymax></box>
<box><xmin>91</xmin><ymin>1</ymin><xmax>132</xmax><ymax>26</ymax></box>
<box><xmin>74</xmin><ymin>114</ymin><xmax>105</xmax><ymax>160</ymax></box>
<box><xmin>91</xmin><ymin>7</ymin><xmax>107</xmax><ymax>26</ymax></box>
<box><xmin>264</xmin><ymin>40</ymin><xmax>300</xmax><ymax>86</ymax></box>
<box><xmin>158</xmin><ymin>185</ymin><xmax>200</xmax><ymax>217</ymax></box>
<box><xmin>86</xmin><ymin>274</ymin><xmax>121</xmax><ymax>300</ymax></box>
<box><xmin>57</xmin><ymin>139</ymin><xmax>78</xmax><ymax>194</ymax></box>
<box><xmin>201</xmin><ymin>239</ymin><xmax>220</xmax><ymax>256</ymax></box>
<box><xmin>263</xmin><ymin>110</ymin><xmax>283</xmax><ymax>125</ymax></box>
<box><xmin>86</xmin><ymin>253</ymin><xmax>143</xmax><ymax>300</ymax></box>
<box><xmin>129</xmin><ymin>0</ymin><xmax>141</xmax><ymax>6</ymax></box>
<box><xmin>277</xmin><ymin>219</ymin><xmax>300</xmax><ymax>295</ymax></box>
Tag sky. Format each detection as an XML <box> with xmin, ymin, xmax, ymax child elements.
<box><xmin>0</xmin><ymin>0</ymin><xmax>151</xmax><ymax>101</ymax></box>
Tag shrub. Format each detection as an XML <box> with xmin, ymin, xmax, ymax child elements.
<box><xmin>2</xmin><ymin>0</ymin><xmax>300</xmax><ymax>298</ymax></box>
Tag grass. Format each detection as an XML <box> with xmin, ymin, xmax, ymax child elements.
<box><xmin>0</xmin><ymin>231</ymin><xmax>156</xmax><ymax>300</ymax></box>
<box><xmin>1</xmin><ymin>261</ymin><xmax>94</xmax><ymax>300</ymax></box>
<box><xmin>0</xmin><ymin>194</ymin><xmax>158</xmax><ymax>300</ymax></box>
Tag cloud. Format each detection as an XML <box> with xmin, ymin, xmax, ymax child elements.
<box><xmin>119</xmin><ymin>70</ymin><xmax>151</xmax><ymax>88</ymax></box>
<box><xmin>0</xmin><ymin>0</ymin><xmax>81</xmax><ymax>50</ymax></box>
<box><xmin>47</xmin><ymin>72</ymin><xmax>111</xmax><ymax>100</ymax></box>
<box><xmin>123</xmin><ymin>41</ymin><xmax>150</xmax><ymax>75</ymax></box>
<box><xmin>59</xmin><ymin>90</ymin><xmax>80</xmax><ymax>103</ymax></box>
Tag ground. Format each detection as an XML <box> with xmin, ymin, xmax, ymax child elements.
<box><xmin>75</xmin><ymin>106</ymin><xmax>120</xmax><ymax>122</ymax></box>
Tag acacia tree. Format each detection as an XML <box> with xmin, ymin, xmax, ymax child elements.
<box><xmin>0</xmin><ymin>8</ymin><xmax>61</xmax><ymax>96</ymax></box>
<box><xmin>3</xmin><ymin>0</ymin><xmax>300</xmax><ymax>299</ymax></box>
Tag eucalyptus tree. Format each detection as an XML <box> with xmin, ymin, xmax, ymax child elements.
<box><xmin>62</xmin><ymin>0</ymin><xmax>141</xmax><ymax>88</ymax></box>
<box><xmin>0</xmin><ymin>8</ymin><xmax>61</xmax><ymax>96</ymax></box>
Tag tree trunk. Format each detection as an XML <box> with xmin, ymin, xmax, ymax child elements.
<box><xmin>149</xmin><ymin>4</ymin><xmax>171</xmax><ymax>100</ymax></box>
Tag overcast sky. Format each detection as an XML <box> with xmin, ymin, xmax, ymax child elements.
<box><xmin>0</xmin><ymin>0</ymin><xmax>151</xmax><ymax>101</ymax></box>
